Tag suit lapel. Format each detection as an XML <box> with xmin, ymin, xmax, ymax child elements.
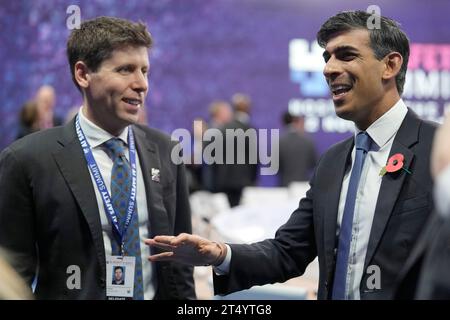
<box><xmin>364</xmin><ymin>110</ymin><xmax>420</xmax><ymax>268</ymax></box>
<box><xmin>52</xmin><ymin>119</ymin><xmax>106</xmax><ymax>277</ymax></box>
<box><xmin>133</xmin><ymin>126</ymin><xmax>171</xmax><ymax>238</ymax></box>
<box><xmin>323</xmin><ymin>137</ymin><xmax>354</xmax><ymax>279</ymax></box>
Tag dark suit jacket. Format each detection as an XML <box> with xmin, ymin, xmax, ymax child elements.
<box><xmin>212</xmin><ymin>118</ymin><xmax>258</xmax><ymax>192</ymax></box>
<box><xmin>213</xmin><ymin>110</ymin><xmax>436</xmax><ymax>299</ymax></box>
<box><xmin>279</xmin><ymin>129</ymin><xmax>317</xmax><ymax>186</ymax></box>
<box><xmin>0</xmin><ymin>119</ymin><xmax>195</xmax><ymax>300</ymax></box>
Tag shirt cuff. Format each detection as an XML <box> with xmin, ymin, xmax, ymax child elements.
<box><xmin>435</xmin><ymin>164</ymin><xmax>450</xmax><ymax>218</ymax></box>
<box><xmin>213</xmin><ymin>244</ymin><xmax>232</xmax><ymax>275</ymax></box>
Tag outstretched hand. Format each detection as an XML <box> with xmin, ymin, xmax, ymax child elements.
<box><xmin>145</xmin><ymin>233</ymin><xmax>227</xmax><ymax>266</ymax></box>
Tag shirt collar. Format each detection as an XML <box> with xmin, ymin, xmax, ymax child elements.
<box><xmin>355</xmin><ymin>99</ymin><xmax>408</xmax><ymax>149</ymax></box>
<box><xmin>78</xmin><ymin>106</ymin><xmax>129</xmax><ymax>148</ymax></box>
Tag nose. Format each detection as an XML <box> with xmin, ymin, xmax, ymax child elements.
<box><xmin>323</xmin><ymin>56</ymin><xmax>342</xmax><ymax>82</ymax></box>
<box><xmin>131</xmin><ymin>70</ymin><xmax>148</xmax><ymax>94</ymax></box>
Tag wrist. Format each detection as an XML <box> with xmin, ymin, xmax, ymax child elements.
<box><xmin>210</xmin><ymin>242</ymin><xmax>227</xmax><ymax>266</ymax></box>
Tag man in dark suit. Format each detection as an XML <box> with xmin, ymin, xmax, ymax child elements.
<box><xmin>147</xmin><ymin>11</ymin><xmax>437</xmax><ymax>300</ymax></box>
<box><xmin>211</xmin><ymin>93</ymin><xmax>258</xmax><ymax>207</ymax></box>
<box><xmin>278</xmin><ymin>112</ymin><xmax>317</xmax><ymax>186</ymax></box>
<box><xmin>0</xmin><ymin>16</ymin><xmax>195</xmax><ymax>300</ymax></box>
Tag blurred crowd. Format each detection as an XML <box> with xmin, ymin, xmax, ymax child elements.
<box><xmin>183</xmin><ymin>93</ymin><xmax>317</xmax><ymax>207</ymax></box>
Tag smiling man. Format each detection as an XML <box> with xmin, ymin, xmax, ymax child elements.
<box><xmin>0</xmin><ymin>16</ymin><xmax>195</xmax><ymax>300</ymax></box>
<box><xmin>147</xmin><ymin>11</ymin><xmax>437</xmax><ymax>300</ymax></box>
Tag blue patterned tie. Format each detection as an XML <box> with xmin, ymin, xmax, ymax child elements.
<box><xmin>332</xmin><ymin>132</ymin><xmax>372</xmax><ymax>300</ymax></box>
<box><xmin>104</xmin><ymin>138</ymin><xmax>144</xmax><ymax>300</ymax></box>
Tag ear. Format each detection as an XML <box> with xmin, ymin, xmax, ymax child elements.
<box><xmin>382</xmin><ymin>52</ymin><xmax>403</xmax><ymax>81</ymax></box>
<box><xmin>74</xmin><ymin>61</ymin><xmax>91</xmax><ymax>89</ymax></box>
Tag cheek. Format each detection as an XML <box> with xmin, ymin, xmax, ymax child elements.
<box><xmin>96</xmin><ymin>78</ymin><xmax>124</xmax><ymax>96</ymax></box>
<box><xmin>356</xmin><ymin>74</ymin><xmax>379</xmax><ymax>94</ymax></box>
<box><xmin>90</xmin><ymin>80</ymin><xmax>114</xmax><ymax>100</ymax></box>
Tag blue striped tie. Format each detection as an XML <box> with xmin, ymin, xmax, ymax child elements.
<box><xmin>332</xmin><ymin>132</ymin><xmax>372</xmax><ymax>300</ymax></box>
<box><xmin>104</xmin><ymin>138</ymin><xmax>144</xmax><ymax>300</ymax></box>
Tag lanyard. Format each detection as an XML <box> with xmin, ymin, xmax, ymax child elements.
<box><xmin>75</xmin><ymin>115</ymin><xmax>137</xmax><ymax>255</ymax></box>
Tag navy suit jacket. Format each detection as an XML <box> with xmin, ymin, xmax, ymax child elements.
<box><xmin>214</xmin><ymin>109</ymin><xmax>437</xmax><ymax>299</ymax></box>
<box><xmin>0</xmin><ymin>119</ymin><xmax>195</xmax><ymax>299</ymax></box>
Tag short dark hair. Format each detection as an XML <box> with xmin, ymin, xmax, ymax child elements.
<box><xmin>67</xmin><ymin>16</ymin><xmax>153</xmax><ymax>91</ymax></box>
<box><xmin>317</xmin><ymin>11</ymin><xmax>410</xmax><ymax>95</ymax></box>
<box><xmin>282</xmin><ymin>111</ymin><xmax>294</xmax><ymax>126</ymax></box>
<box><xmin>114</xmin><ymin>266</ymin><xmax>123</xmax><ymax>273</ymax></box>
<box><xmin>19</xmin><ymin>100</ymin><xmax>38</xmax><ymax>127</ymax></box>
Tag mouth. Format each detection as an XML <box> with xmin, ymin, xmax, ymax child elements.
<box><xmin>122</xmin><ymin>97</ymin><xmax>142</xmax><ymax>110</ymax></box>
<box><xmin>330</xmin><ymin>83</ymin><xmax>353</xmax><ymax>103</ymax></box>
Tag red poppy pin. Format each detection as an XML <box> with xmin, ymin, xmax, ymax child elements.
<box><xmin>379</xmin><ymin>153</ymin><xmax>412</xmax><ymax>176</ymax></box>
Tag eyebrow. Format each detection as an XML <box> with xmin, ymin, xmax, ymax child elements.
<box><xmin>323</xmin><ymin>45</ymin><xmax>359</xmax><ymax>60</ymax></box>
<box><xmin>115</xmin><ymin>63</ymin><xmax>149</xmax><ymax>70</ymax></box>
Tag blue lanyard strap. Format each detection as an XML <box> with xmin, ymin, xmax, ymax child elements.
<box><xmin>75</xmin><ymin>115</ymin><xmax>137</xmax><ymax>254</ymax></box>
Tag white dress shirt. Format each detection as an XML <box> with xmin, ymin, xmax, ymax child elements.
<box><xmin>337</xmin><ymin>99</ymin><xmax>407</xmax><ymax>299</ymax></box>
<box><xmin>78</xmin><ymin>108</ymin><xmax>155</xmax><ymax>299</ymax></box>
<box><xmin>216</xmin><ymin>99</ymin><xmax>408</xmax><ymax>300</ymax></box>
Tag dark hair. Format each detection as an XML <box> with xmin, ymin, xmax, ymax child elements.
<box><xmin>317</xmin><ymin>11</ymin><xmax>410</xmax><ymax>95</ymax></box>
<box><xmin>19</xmin><ymin>100</ymin><xmax>38</xmax><ymax>128</ymax></box>
<box><xmin>114</xmin><ymin>266</ymin><xmax>123</xmax><ymax>273</ymax></box>
<box><xmin>282</xmin><ymin>111</ymin><xmax>294</xmax><ymax>126</ymax></box>
<box><xmin>67</xmin><ymin>16</ymin><xmax>153</xmax><ymax>91</ymax></box>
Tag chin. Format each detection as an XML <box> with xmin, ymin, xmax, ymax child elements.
<box><xmin>336</xmin><ymin>99</ymin><xmax>360</xmax><ymax>117</ymax></box>
<box><xmin>334</xmin><ymin>105</ymin><xmax>350</xmax><ymax>120</ymax></box>
<box><xmin>119</xmin><ymin>113</ymin><xmax>140</xmax><ymax>125</ymax></box>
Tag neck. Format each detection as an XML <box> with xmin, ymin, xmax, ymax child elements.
<box><xmin>356</xmin><ymin>90</ymin><xmax>401</xmax><ymax>130</ymax></box>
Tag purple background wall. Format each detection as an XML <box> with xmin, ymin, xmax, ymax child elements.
<box><xmin>1</xmin><ymin>0</ymin><xmax>449</xmax><ymax>185</ymax></box>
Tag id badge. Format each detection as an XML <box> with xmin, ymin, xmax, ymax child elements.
<box><xmin>106</xmin><ymin>255</ymin><xmax>136</xmax><ymax>299</ymax></box>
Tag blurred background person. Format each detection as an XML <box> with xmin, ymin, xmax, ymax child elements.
<box><xmin>213</xmin><ymin>93</ymin><xmax>258</xmax><ymax>207</ymax></box>
<box><xmin>231</xmin><ymin>93</ymin><xmax>252</xmax><ymax>127</ymax></box>
<box><xmin>34</xmin><ymin>85</ymin><xmax>62</xmax><ymax>130</ymax></box>
<box><xmin>186</xmin><ymin>117</ymin><xmax>208</xmax><ymax>194</ymax></box>
<box><xmin>278</xmin><ymin>111</ymin><xmax>317</xmax><ymax>186</ymax></box>
<box><xmin>208</xmin><ymin>100</ymin><xmax>233</xmax><ymax>129</ymax></box>
<box><xmin>202</xmin><ymin>101</ymin><xmax>233</xmax><ymax>192</ymax></box>
<box><xmin>16</xmin><ymin>100</ymin><xmax>39</xmax><ymax>139</ymax></box>
<box><xmin>16</xmin><ymin>85</ymin><xmax>64</xmax><ymax>140</ymax></box>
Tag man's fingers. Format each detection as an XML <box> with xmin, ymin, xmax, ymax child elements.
<box><xmin>148</xmin><ymin>252</ymin><xmax>175</xmax><ymax>262</ymax></box>
<box><xmin>169</xmin><ymin>233</ymin><xmax>193</xmax><ymax>246</ymax></box>
<box><xmin>151</xmin><ymin>235</ymin><xmax>177</xmax><ymax>244</ymax></box>
<box><xmin>145</xmin><ymin>239</ymin><xmax>176</xmax><ymax>250</ymax></box>
<box><xmin>147</xmin><ymin>234</ymin><xmax>198</xmax><ymax>247</ymax></box>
